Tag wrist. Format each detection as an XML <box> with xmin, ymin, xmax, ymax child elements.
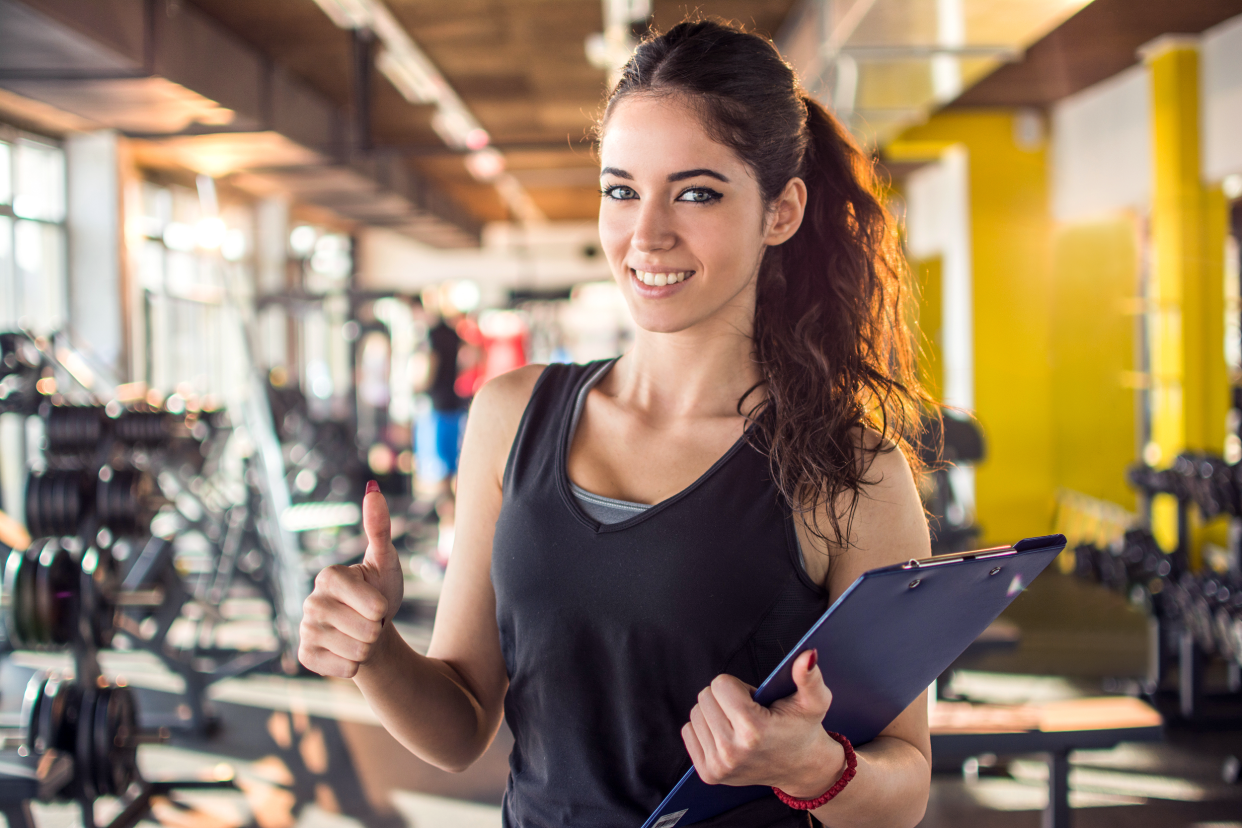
<box><xmin>356</xmin><ymin>618</ymin><xmax>401</xmax><ymax>677</ymax></box>
<box><xmin>777</xmin><ymin>729</ymin><xmax>848</xmax><ymax>799</ymax></box>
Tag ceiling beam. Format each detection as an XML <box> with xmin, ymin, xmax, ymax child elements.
<box><xmin>0</xmin><ymin>0</ymin><xmax>481</xmax><ymax>246</ymax></box>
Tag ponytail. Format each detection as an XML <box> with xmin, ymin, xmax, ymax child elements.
<box><xmin>750</xmin><ymin>94</ymin><xmax>925</xmax><ymax>545</ymax></box>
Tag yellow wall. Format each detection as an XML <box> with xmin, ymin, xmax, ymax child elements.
<box><xmin>1049</xmin><ymin>218</ymin><xmax>1139</xmax><ymax>510</ymax></box>
<box><xmin>895</xmin><ymin>51</ymin><xmax>1233</xmax><ymax>556</ymax></box>
<box><xmin>900</xmin><ymin>111</ymin><xmax>1055</xmax><ymax>544</ymax></box>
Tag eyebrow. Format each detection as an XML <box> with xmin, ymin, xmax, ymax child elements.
<box><xmin>600</xmin><ymin>167</ymin><xmax>730</xmax><ymax>183</ymax></box>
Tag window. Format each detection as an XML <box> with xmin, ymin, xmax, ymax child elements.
<box><xmin>134</xmin><ymin>178</ymin><xmax>253</xmax><ymax>407</ymax></box>
<box><xmin>0</xmin><ymin>130</ymin><xmax>67</xmax><ymax>334</ymax></box>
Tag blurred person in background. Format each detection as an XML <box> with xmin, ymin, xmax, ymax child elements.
<box><xmin>457</xmin><ymin>310</ymin><xmax>530</xmax><ymax>397</ymax></box>
<box><xmin>413</xmin><ymin>285</ymin><xmax>471</xmax><ymax>561</ymax></box>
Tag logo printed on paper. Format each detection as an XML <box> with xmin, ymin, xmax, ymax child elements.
<box><xmin>653</xmin><ymin>810</ymin><xmax>689</xmax><ymax>828</ymax></box>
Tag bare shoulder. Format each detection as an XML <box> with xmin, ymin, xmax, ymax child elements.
<box><xmin>799</xmin><ymin>427</ymin><xmax>931</xmax><ymax>598</ymax></box>
<box><xmin>464</xmin><ymin>365</ymin><xmax>548</xmax><ymax>484</ymax></box>
<box><xmin>472</xmin><ymin>364</ymin><xmax>547</xmax><ymax>423</ymax></box>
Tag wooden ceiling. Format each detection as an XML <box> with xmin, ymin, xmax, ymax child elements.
<box><xmin>185</xmin><ymin>0</ymin><xmax>798</xmax><ymax>225</ymax></box>
<box><xmin>950</xmin><ymin>0</ymin><xmax>1242</xmax><ymax>107</ymax></box>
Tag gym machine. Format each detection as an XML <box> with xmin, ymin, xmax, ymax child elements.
<box><xmin>1070</xmin><ymin>453</ymin><xmax>1242</xmax><ymax>720</ymax></box>
<box><xmin>918</xmin><ymin>410</ymin><xmax>986</xmax><ymax>555</ymax></box>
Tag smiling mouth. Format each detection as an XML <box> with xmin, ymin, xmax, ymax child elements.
<box><xmin>631</xmin><ymin>269</ymin><xmax>694</xmax><ymax>287</ymax></box>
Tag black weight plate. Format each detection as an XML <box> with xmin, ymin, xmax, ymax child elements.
<box><xmin>46</xmin><ymin>543</ymin><xmax>77</xmax><ymax>645</ymax></box>
<box><xmin>100</xmin><ymin>685</ymin><xmax>138</xmax><ymax>795</ymax></box>
<box><xmin>33</xmin><ymin>475</ymin><xmax>49</xmax><ymax>539</ymax></box>
<box><xmin>55</xmin><ymin>473</ymin><xmax>73</xmax><ymax>536</ymax></box>
<box><xmin>44</xmin><ymin>474</ymin><xmax>59</xmax><ymax>537</ymax></box>
<box><xmin>24</xmin><ymin>475</ymin><xmax>40</xmax><ymax>539</ymax></box>
<box><xmin>74</xmin><ymin>685</ymin><xmax>97</xmax><ymax>801</ymax></box>
<box><xmin>96</xmin><ymin>474</ymin><xmax>110</xmax><ymax>527</ymax></box>
<box><xmin>64</xmin><ymin>476</ymin><xmax>80</xmax><ymax>534</ymax></box>
<box><xmin>100</xmin><ymin>475</ymin><xmax>115</xmax><ymax>530</ymax></box>
<box><xmin>57</xmin><ymin>474</ymin><xmax>74</xmax><ymax>535</ymax></box>
<box><xmin>56</xmin><ymin>680</ymin><xmax>81</xmax><ymax>753</ymax></box>
<box><xmin>91</xmin><ymin>685</ymin><xmax>109</xmax><ymax>795</ymax></box>
<box><xmin>16</xmin><ymin>543</ymin><xmax>40</xmax><ymax>647</ymax></box>
<box><xmin>20</xmin><ymin>672</ymin><xmax>46</xmax><ymax>751</ymax></box>
<box><xmin>29</xmin><ymin>474</ymin><xmax>46</xmax><ymax>539</ymax></box>
<box><xmin>35</xmin><ymin>677</ymin><xmax>71</xmax><ymax>754</ymax></box>
<box><xmin>36</xmin><ymin>475</ymin><xmax>53</xmax><ymax>538</ymax></box>
<box><xmin>93</xmin><ymin>686</ymin><xmax>134</xmax><ymax>796</ymax></box>
<box><xmin>4</xmin><ymin>545</ymin><xmax>26</xmax><ymax>649</ymax></box>
<box><xmin>47</xmin><ymin>474</ymin><xmax>64</xmax><ymax>537</ymax></box>
<box><xmin>39</xmin><ymin>474</ymin><xmax>54</xmax><ymax>538</ymax></box>
<box><xmin>33</xmin><ymin>540</ymin><xmax>56</xmax><ymax>647</ymax></box>
<box><xmin>80</xmin><ymin>548</ymin><xmax>115</xmax><ymax>649</ymax></box>
<box><xmin>104</xmin><ymin>475</ymin><xmax>119</xmax><ymax>531</ymax></box>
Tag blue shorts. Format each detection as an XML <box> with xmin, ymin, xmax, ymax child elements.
<box><xmin>416</xmin><ymin>408</ymin><xmax>466</xmax><ymax>482</ymax></box>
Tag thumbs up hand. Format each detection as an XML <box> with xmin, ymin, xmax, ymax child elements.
<box><xmin>298</xmin><ymin>481</ymin><xmax>406</xmax><ymax>678</ymax></box>
<box><xmin>357</xmin><ymin>480</ymin><xmax>406</xmax><ymax>620</ymax></box>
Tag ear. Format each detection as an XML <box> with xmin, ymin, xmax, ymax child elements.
<box><xmin>763</xmin><ymin>177</ymin><xmax>807</xmax><ymax>246</ymax></box>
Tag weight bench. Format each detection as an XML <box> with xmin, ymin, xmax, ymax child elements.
<box><xmin>930</xmin><ymin>696</ymin><xmax>1164</xmax><ymax>828</ymax></box>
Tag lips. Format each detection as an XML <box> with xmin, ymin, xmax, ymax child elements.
<box><xmin>631</xmin><ymin>269</ymin><xmax>694</xmax><ymax>287</ymax></box>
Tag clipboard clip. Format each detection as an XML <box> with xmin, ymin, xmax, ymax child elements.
<box><xmin>902</xmin><ymin>559</ymin><xmax>921</xmax><ymax>569</ymax></box>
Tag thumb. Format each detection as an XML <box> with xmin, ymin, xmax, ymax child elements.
<box><xmin>362</xmin><ymin>481</ymin><xmax>396</xmax><ymax>568</ymax></box>
<box><xmin>786</xmin><ymin>649</ymin><xmax>832</xmax><ymax>717</ymax></box>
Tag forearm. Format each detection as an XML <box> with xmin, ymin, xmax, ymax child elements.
<box><xmin>352</xmin><ymin>623</ymin><xmax>501</xmax><ymax>772</ymax></box>
<box><xmin>800</xmin><ymin>735</ymin><xmax>930</xmax><ymax>828</ymax></box>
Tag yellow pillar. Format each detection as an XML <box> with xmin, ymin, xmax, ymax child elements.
<box><xmin>913</xmin><ymin>257</ymin><xmax>943</xmax><ymax>401</ymax></box>
<box><xmin>892</xmin><ymin>115</ymin><xmax>1055</xmax><ymax>545</ymax></box>
<box><xmin>1145</xmin><ymin>37</ymin><xmax>1230</xmax><ymax>562</ymax></box>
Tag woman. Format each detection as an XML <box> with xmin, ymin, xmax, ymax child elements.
<box><xmin>299</xmin><ymin>19</ymin><xmax>933</xmax><ymax>828</ymax></box>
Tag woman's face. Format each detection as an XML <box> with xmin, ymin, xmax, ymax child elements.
<box><xmin>597</xmin><ymin>94</ymin><xmax>804</xmax><ymax>336</ymax></box>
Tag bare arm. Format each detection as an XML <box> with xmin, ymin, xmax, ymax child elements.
<box><xmin>298</xmin><ymin>365</ymin><xmax>545</xmax><ymax>772</ymax></box>
<box><xmin>799</xmin><ymin>440</ymin><xmax>932</xmax><ymax>828</ymax></box>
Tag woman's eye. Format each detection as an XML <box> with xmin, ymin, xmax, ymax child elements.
<box><xmin>677</xmin><ymin>188</ymin><xmax>722</xmax><ymax>204</ymax></box>
<box><xmin>600</xmin><ymin>185</ymin><xmax>637</xmax><ymax>200</ymax></box>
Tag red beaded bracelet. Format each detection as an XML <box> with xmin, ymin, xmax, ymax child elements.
<box><xmin>772</xmin><ymin>730</ymin><xmax>857</xmax><ymax>810</ymax></box>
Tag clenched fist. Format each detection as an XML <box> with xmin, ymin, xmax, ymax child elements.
<box><xmin>299</xmin><ymin>481</ymin><xmax>405</xmax><ymax>678</ymax></box>
<box><xmin>682</xmin><ymin>649</ymin><xmax>845</xmax><ymax>796</ymax></box>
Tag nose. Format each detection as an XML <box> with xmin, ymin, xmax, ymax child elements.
<box><xmin>631</xmin><ymin>197</ymin><xmax>675</xmax><ymax>253</ymax></box>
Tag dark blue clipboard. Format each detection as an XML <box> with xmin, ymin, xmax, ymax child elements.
<box><xmin>642</xmin><ymin>534</ymin><xmax>1066</xmax><ymax>828</ymax></box>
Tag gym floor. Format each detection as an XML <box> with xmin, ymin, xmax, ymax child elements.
<box><xmin>5</xmin><ymin>569</ymin><xmax>1242</xmax><ymax>828</ymax></box>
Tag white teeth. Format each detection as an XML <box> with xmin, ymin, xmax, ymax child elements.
<box><xmin>635</xmin><ymin>270</ymin><xmax>691</xmax><ymax>286</ymax></box>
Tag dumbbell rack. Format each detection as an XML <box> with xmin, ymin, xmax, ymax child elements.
<box><xmin>0</xmin><ymin>538</ymin><xmax>236</xmax><ymax>828</ymax></box>
<box><xmin>12</xmin><ymin>401</ymin><xmax>302</xmax><ymax>734</ymax></box>
<box><xmin>1075</xmin><ymin>455</ymin><xmax>1242</xmax><ymax>721</ymax></box>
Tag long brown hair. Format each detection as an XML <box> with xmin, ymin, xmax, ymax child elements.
<box><xmin>597</xmin><ymin>19</ymin><xmax>933</xmax><ymax>548</ymax></box>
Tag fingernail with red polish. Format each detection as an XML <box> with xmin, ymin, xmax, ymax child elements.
<box><xmin>807</xmin><ymin>649</ymin><xmax>818</xmax><ymax>671</ymax></box>
<box><xmin>366</xmin><ymin>480</ymin><xmax>379</xmax><ymax>494</ymax></box>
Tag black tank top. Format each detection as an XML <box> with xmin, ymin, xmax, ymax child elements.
<box><xmin>492</xmin><ymin>361</ymin><xmax>830</xmax><ymax>827</ymax></box>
